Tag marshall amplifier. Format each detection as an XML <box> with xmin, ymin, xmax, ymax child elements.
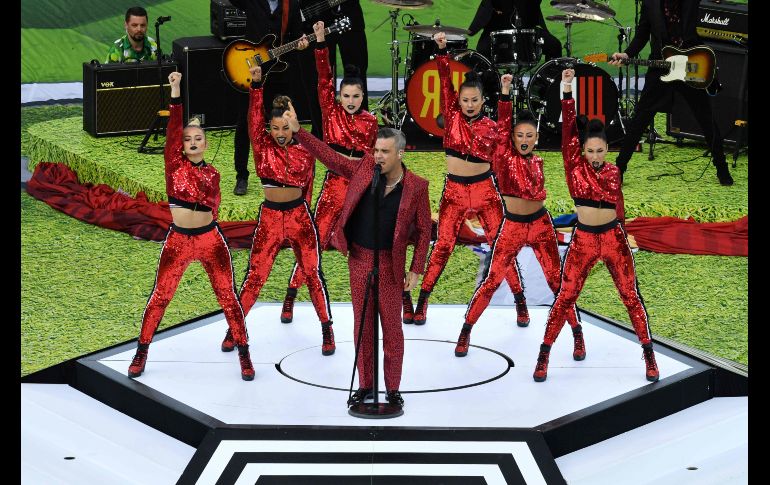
<box><xmin>696</xmin><ymin>0</ymin><xmax>748</xmax><ymax>44</ymax></box>
<box><xmin>172</xmin><ymin>36</ymin><xmax>243</xmax><ymax>130</ymax></box>
<box><xmin>83</xmin><ymin>59</ymin><xmax>178</xmax><ymax>137</ymax></box>
<box><xmin>210</xmin><ymin>0</ymin><xmax>247</xmax><ymax>41</ymax></box>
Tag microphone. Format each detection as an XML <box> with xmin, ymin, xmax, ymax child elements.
<box><xmin>157</xmin><ymin>16</ymin><xmax>171</xmax><ymax>25</ymax></box>
<box><xmin>371</xmin><ymin>163</ymin><xmax>382</xmax><ymax>195</ymax></box>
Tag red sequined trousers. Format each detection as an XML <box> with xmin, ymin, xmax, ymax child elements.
<box><xmin>139</xmin><ymin>221</ymin><xmax>247</xmax><ymax>345</ymax></box>
<box><xmin>239</xmin><ymin>198</ymin><xmax>332</xmax><ymax>322</ymax></box>
<box><xmin>287</xmin><ymin>170</ymin><xmax>349</xmax><ymax>289</ymax></box>
<box><xmin>465</xmin><ymin>208</ymin><xmax>580</xmax><ymax>327</ymax></box>
<box><xmin>543</xmin><ymin>220</ymin><xmax>651</xmax><ymax>345</ymax></box>
<box><xmin>349</xmin><ymin>243</ymin><xmax>405</xmax><ymax>391</ymax></box>
<box><xmin>421</xmin><ymin>171</ymin><xmax>522</xmax><ymax>293</ymax></box>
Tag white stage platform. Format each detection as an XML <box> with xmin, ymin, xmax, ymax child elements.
<box><xmin>97</xmin><ymin>303</ymin><xmax>690</xmax><ymax>428</ymax></box>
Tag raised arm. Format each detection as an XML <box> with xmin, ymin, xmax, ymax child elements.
<box><xmin>409</xmin><ymin>180</ymin><xmax>432</xmax><ymax>275</ymax></box>
<box><xmin>313</xmin><ymin>22</ymin><xmax>336</xmax><ymax>116</ymax></box>
<box><xmin>294</xmin><ymin>129</ymin><xmax>359</xmax><ymax>179</ymax></box>
<box><xmin>496</xmin><ymin>74</ymin><xmax>513</xmax><ymax>146</ymax></box>
<box><xmin>248</xmin><ymin>66</ymin><xmax>267</xmax><ymax>147</ymax></box>
<box><xmin>433</xmin><ymin>33</ymin><xmax>458</xmax><ymax>122</ymax></box>
<box><xmin>561</xmin><ymin>68</ymin><xmax>581</xmax><ymax>174</ymax></box>
<box><xmin>164</xmin><ymin>71</ymin><xmax>184</xmax><ymax>173</ymax></box>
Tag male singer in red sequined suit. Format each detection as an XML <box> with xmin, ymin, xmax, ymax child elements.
<box><xmin>285</xmin><ymin>104</ymin><xmax>431</xmax><ymax>409</ymax></box>
<box><xmin>221</xmin><ymin>64</ymin><xmax>336</xmax><ymax>356</ymax></box>
<box><xmin>533</xmin><ymin>69</ymin><xmax>659</xmax><ymax>383</ymax></box>
<box><xmin>128</xmin><ymin>71</ymin><xmax>254</xmax><ymax>381</ymax></box>
<box><xmin>454</xmin><ymin>74</ymin><xmax>583</xmax><ymax>359</ymax></box>
<box><xmin>408</xmin><ymin>32</ymin><xmax>528</xmax><ymax>328</ymax></box>
<box><xmin>279</xmin><ymin>21</ymin><xmax>378</xmax><ymax>324</ymax></box>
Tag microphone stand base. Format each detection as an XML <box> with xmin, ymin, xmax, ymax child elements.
<box><xmin>348</xmin><ymin>402</ymin><xmax>404</xmax><ymax>419</ymax></box>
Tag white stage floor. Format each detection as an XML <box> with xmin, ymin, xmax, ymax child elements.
<box><xmin>98</xmin><ymin>303</ymin><xmax>690</xmax><ymax>428</ymax></box>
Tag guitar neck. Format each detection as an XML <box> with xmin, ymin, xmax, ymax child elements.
<box><xmin>623</xmin><ymin>58</ymin><xmax>670</xmax><ymax>70</ymax></box>
<box><xmin>268</xmin><ymin>27</ymin><xmax>334</xmax><ymax>58</ymax></box>
<box><xmin>301</xmin><ymin>0</ymin><xmax>349</xmax><ymax>20</ymax></box>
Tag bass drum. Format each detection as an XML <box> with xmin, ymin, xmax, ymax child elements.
<box><xmin>405</xmin><ymin>50</ymin><xmax>500</xmax><ymax>137</ymax></box>
<box><xmin>527</xmin><ymin>58</ymin><xmax>618</xmax><ymax>134</ymax></box>
<box><xmin>408</xmin><ymin>33</ymin><xmax>468</xmax><ymax>77</ymax></box>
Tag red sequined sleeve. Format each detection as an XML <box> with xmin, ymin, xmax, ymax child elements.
<box><xmin>164</xmin><ymin>98</ymin><xmax>184</xmax><ymax>174</ymax></box>
<box><xmin>315</xmin><ymin>46</ymin><xmax>336</xmax><ymax>116</ymax></box>
<box><xmin>616</xmin><ymin>187</ymin><xmax>625</xmax><ymax>224</ymax></box>
<box><xmin>495</xmin><ymin>98</ymin><xmax>513</xmax><ymax>168</ymax></box>
<box><xmin>295</xmin><ymin>128</ymin><xmax>358</xmax><ymax>179</ymax></box>
<box><xmin>561</xmin><ymin>97</ymin><xmax>582</xmax><ymax>176</ymax></box>
<box><xmin>248</xmin><ymin>85</ymin><xmax>267</xmax><ymax>163</ymax></box>
<box><xmin>410</xmin><ymin>179</ymin><xmax>432</xmax><ymax>275</ymax></box>
<box><xmin>436</xmin><ymin>52</ymin><xmax>459</xmax><ymax>124</ymax></box>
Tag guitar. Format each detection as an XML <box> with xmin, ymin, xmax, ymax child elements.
<box><xmin>222</xmin><ymin>16</ymin><xmax>351</xmax><ymax>92</ymax></box>
<box><xmin>583</xmin><ymin>45</ymin><xmax>717</xmax><ymax>90</ymax></box>
<box><xmin>300</xmin><ymin>0</ymin><xmax>351</xmax><ymax>22</ymax></box>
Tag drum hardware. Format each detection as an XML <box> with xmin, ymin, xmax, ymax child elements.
<box><xmin>489</xmin><ymin>29</ymin><xmax>544</xmax><ymax>73</ymax></box>
<box><xmin>371</xmin><ymin>0</ymin><xmax>433</xmax><ymax>9</ymax></box>
<box><xmin>550</xmin><ymin>0</ymin><xmax>616</xmax><ymax>22</ymax></box>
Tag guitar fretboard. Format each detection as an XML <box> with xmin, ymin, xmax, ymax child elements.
<box><xmin>623</xmin><ymin>58</ymin><xmax>670</xmax><ymax>70</ymax></box>
<box><xmin>268</xmin><ymin>27</ymin><xmax>334</xmax><ymax>58</ymax></box>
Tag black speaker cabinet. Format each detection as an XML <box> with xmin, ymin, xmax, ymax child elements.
<box><xmin>666</xmin><ymin>41</ymin><xmax>748</xmax><ymax>146</ymax></box>
<box><xmin>83</xmin><ymin>60</ymin><xmax>178</xmax><ymax>137</ymax></box>
<box><xmin>171</xmin><ymin>36</ymin><xmax>243</xmax><ymax>130</ymax></box>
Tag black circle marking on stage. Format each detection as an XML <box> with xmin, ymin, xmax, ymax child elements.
<box><xmin>687</xmin><ymin>467</ymin><xmax>698</xmax><ymax>471</ymax></box>
<box><xmin>64</xmin><ymin>457</ymin><xmax>75</xmax><ymax>460</ymax></box>
<box><xmin>275</xmin><ymin>338</ymin><xmax>515</xmax><ymax>395</ymax></box>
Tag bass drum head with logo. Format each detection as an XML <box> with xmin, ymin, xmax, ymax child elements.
<box><xmin>405</xmin><ymin>50</ymin><xmax>500</xmax><ymax>137</ymax></box>
<box><xmin>527</xmin><ymin>58</ymin><xmax>618</xmax><ymax>135</ymax></box>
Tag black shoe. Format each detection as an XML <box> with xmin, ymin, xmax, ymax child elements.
<box><xmin>234</xmin><ymin>178</ymin><xmax>248</xmax><ymax>195</ymax></box>
<box><xmin>716</xmin><ymin>164</ymin><xmax>734</xmax><ymax>186</ymax></box>
<box><xmin>347</xmin><ymin>387</ymin><xmax>373</xmax><ymax>406</ymax></box>
<box><xmin>386</xmin><ymin>390</ymin><xmax>404</xmax><ymax>408</ymax></box>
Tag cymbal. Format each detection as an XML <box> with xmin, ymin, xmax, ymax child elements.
<box><xmin>371</xmin><ymin>0</ymin><xmax>433</xmax><ymax>9</ymax></box>
<box><xmin>550</xmin><ymin>0</ymin><xmax>616</xmax><ymax>21</ymax></box>
<box><xmin>403</xmin><ymin>24</ymin><xmax>470</xmax><ymax>37</ymax></box>
<box><xmin>546</xmin><ymin>14</ymin><xmax>588</xmax><ymax>23</ymax></box>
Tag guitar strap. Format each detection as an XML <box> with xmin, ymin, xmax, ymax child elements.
<box><xmin>280</xmin><ymin>0</ymin><xmax>290</xmax><ymax>43</ymax></box>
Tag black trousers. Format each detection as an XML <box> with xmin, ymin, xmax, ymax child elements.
<box><xmin>615</xmin><ymin>73</ymin><xmax>727</xmax><ymax>172</ymax></box>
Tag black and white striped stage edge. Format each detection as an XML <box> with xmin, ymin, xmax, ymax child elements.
<box><xmin>182</xmin><ymin>428</ymin><xmax>562</xmax><ymax>484</ymax></box>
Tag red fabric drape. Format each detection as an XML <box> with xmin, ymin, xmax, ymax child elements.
<box><xmin>625</xmin><ymin>216</ymin><xmax>748</xmax><ymax>256</ymax></box>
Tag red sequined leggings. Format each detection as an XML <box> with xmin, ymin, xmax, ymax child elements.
<box><xmin>288</xmin><ymin>171</ymin><xmax>349</xmax><ymax>289</ymax></box>
<box><xmin>543</xmin><ymin>220</ymin><xmax>651</xmax><ymax>345</ymax></box>
<box><xmin>421</xmin><ymin>171</ymin><xmax>522</xmax><ymax>293</ymax></box>
<box><xmin>239</xmin><ymin>198</ymin><xmax>332</xmax><ymax>322</ymax></box>
<box><xmin>465</xmin><ymin>208</ymin><xmax>579</xmax><ymax>327</ymax></box>
<box><xmin>139</xmin><ymin>221</ymin><xmax>247</xmax><ymax>345</ymax></box>
<box><xmin>349</xmin><ymin>243</ymin><xmax>404</xmax><ymax>391</ymax></box>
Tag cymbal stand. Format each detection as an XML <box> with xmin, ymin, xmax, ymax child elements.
<box><xmin>372</xmin><ymin>9</ymin><xmax>405</xmax><ymax>129</ymax></box>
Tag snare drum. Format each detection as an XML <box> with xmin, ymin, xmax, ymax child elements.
<box><xmin>489</xmin><ymin>29</ymin><xmax>543</xmax><ymax>71</ymax></box>
<box><xmin>408</xmin><ymin>33</ymin><xmax>468</xmax><ymax>76</ymax></box>
<box><xmin>405</xmin><ymin>50</ymin><xmax>500</xmax><ymax>137</ymax></box>
<box><xmin>527</xmin><ymin>58</ymin><xmax>618</xmax><ymax>134</ymax></box>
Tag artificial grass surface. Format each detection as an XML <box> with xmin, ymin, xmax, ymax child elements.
<box><xmin>26</xmin><ymin>113</ymin><xmax>748</xmax><ymax>222</ymax></box>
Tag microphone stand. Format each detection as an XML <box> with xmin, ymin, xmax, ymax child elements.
<box><xmin>138</xmin><ymin>16</ymin><xmax>171</xmax><ymax>154</ymax></box>
<box><xmin>348</xmin><ymin>164</ymin><xmax>403</xmax><ymax>419</ymax></box>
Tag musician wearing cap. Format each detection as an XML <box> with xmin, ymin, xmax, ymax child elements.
<box><xmin>609</xmin><ymin>0</ymin><xmax>733</xmax><ymax>186</ymax></box>
<box><xmin>406</xmin><ymin>32</ymin><xmax>530</xmax><ymax>329</ymax></box>
<box><xmin>106</xmin><ymin>6</ymin><xmax>157</xmax><ymax>63</ymax></box>
<box><xmin>468</xmin><ymin>0</ymin><xmax>562</xmax><ymax>61</ymax></box>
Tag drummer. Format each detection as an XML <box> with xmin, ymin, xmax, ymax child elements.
<box><xmin>468</xmin><ymin>0</ymin><xmax>562</xmax><ymax>61</ymax></box>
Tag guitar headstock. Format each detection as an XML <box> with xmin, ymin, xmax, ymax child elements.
<box><xmin>329</xmin><ymin>16</ymin><xmax>352</xmax><ymax>35</ymax></box>
<box><xmin>583</xmin><ymin>53</ymin><xmax>609</xmax><ymax>64</ymax></box>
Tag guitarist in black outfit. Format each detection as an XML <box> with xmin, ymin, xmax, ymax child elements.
<box><xmin>610</xmin><ymin>0</ymin><xmax>733</xmax><ymax>186</ymax></box>
<box><xmin>229</xmin><ymin>0</ymin><xmax>322</xmax><ymax>195</ymax></box>
<box><xmin>299</xmin><ymin>0</ymin><xmax>370</xmax><ymax>111</ymax></box>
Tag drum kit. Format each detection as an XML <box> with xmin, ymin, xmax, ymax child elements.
<box><xmin>370</xmin><ymin>0</ymin><xmax>637</xmax><ymax>144</ymax></box>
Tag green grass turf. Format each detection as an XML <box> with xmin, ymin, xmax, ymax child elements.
<box><xmin>24</xmin><ymin>0</ymin><xmax>745</xmax><ymax>83</ymax></box>
<box><xmin>21</xmin><ymin>103</ymin><xmax>748</xmax><ymax>375</ymax></box>
<box><xmin>26</xmin><ymin>112</ymin><xmax>748</xmax><ymax>222</ymax></box>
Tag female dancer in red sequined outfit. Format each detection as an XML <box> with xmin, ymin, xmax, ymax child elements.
<box><xmin>408</xmin><ymin>32</ymin><xmax>528</xmax><ymax>327</ymax></box>
<box><xmin>279</xmin><ymin>21</ymin><xmax>378</xmax><ymax>324</ymax></box>
<box><xmin>128</xmin><ymin>71</ymin><xmax>254</xmax><ymax>381</ymax></box>
<box><xmin>533</xmin><ymin>69</ymin><xmax>658</xmax><ymax>382</ymax></box>
<box><xmin>221</xmin><ymin>63</ymin><xmax>336</xmax><ymax>356</ymax></box>
<box><xmin>454</xmin><ymin>74</ymin><xmax>583</xmax><ymax>358</ymax></box>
